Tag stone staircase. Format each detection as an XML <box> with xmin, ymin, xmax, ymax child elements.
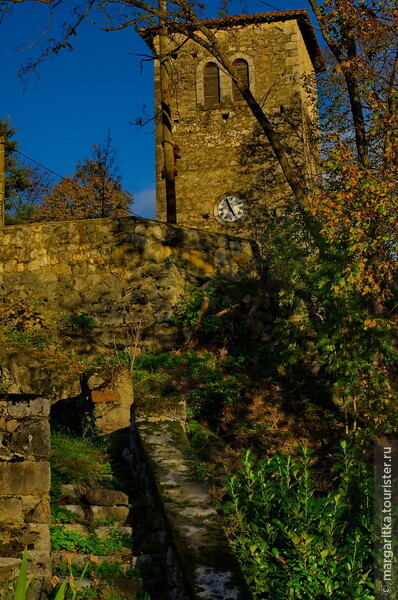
<box><xmin>51</xmin><ymin>484</ymin><xmax>135</xmax><ymax>588</ymax></box>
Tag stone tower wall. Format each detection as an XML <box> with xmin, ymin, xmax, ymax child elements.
<box><xmin>153</xmin><ymin>14</ymin><xmax>319</xmax><ymax>237</ymax></box>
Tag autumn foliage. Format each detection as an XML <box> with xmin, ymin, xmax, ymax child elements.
<box><xmin>30</xmin><ymin>136</ymin><xmax>133</xmax><ymax>222</ymax></box>
<box><xmin>309</xmin><ymin>140</ymin><xmax>398</xmax><ymax>302</ymax></box>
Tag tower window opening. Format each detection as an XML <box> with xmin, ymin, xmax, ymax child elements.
<box><xmin>204</xmin><ymin>63</ymin><xmax>220</xmax><ymax>105</ymax></box>
<box><xmin>232</xmin><ymin>59</ymin><xmax>249</xmax><ymax>102</ymax></box>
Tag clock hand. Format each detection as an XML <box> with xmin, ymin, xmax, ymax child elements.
<box><xmin>225</xmin><ymin>199</ymin><xmax>236</xmax><ymax>216</ymax></box>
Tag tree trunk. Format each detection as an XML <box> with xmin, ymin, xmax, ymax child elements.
<box><xmin>159</xmin><ymin>0</ymin><xmax>177</xmax><ymax>223</ymax></box>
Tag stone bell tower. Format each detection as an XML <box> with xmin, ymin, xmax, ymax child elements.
<box><xmin>143</xmin><ymin>9</ymin><xmax>322</xmax><ymax>238</ymax></box>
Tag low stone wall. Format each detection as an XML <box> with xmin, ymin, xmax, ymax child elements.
<box><xmin>0</xmin><ymin>395</ymin><xmax>51</xmax><ymax>598</ymax></box>
<box><xmin>0</xmin><ymin>216</ymin><xmax>260</xmax><ymax>349</ymax></box>
<box><xmin>130</xmin><ymin>410</ymin><xmax>253</xmax><ymax>600</ymax></box>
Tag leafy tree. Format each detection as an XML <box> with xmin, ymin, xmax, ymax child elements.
<box><xmin>30</xmin><ymin>134</ymin><xmax>133</xmax><ymax>222</ymax></box>
<box><xmin>0</xmin><ymin>117</ymin><xmax>52</xmax><ymax>224</ymax></box>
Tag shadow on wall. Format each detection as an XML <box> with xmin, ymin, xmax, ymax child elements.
<box><xmin>0</xmin><ymin>216</ymin><xmax>260</xmax><ymax>355</ymax></box>
<box><xmin>236</xmin><ymin>97</ymin><xmax>316</xmax><ymax>240</ymax></box>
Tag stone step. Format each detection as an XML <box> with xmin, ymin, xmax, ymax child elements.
<box><xmin>57</xmin><ymin>575</ymin><xmax>142</xmax><ymax>597</ymax></box>
<box><xmin>132</xmin><ymin>554</ymin><xmax>160</xmax><ymax>569</ymax></box>
<box><xmin>52</xmin><ymin>523</ymin><xmax>133</xmax><ymax>538</ymax></box>
<box><xmin>94</xmin><ymin>525</ymin><xmax>133</xmax><ymax>540</ymax></box>
<box><xmin>58</xmin><ymin>484</ymin><xmax>85</xmax><ymax>502</ymax></box>
<box><xmin>85</xmin><ymin>489</ymin><xmax>129</xmax><ymax>507</ymax></box>
<box><xmin>89</xmin><ymin>505</ymin><xmax>129</xmax><ymax>522</ymax></box>
<box><xmin>55</xmin><ymin>503</ymin><xmax>130</xmax><ymax>523</ymax></box>
<box><xmin>63</xmin><ymin>505</ymin><xmax>86</xmax><ymax>519</ymax></box>
<box><xmin>55</xmin><ymin>523</ymin><xmax>90</xmax><ymax>536</ymax></box>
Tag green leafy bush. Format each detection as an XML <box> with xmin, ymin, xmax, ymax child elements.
<box><xmin>134</xmin><ymin>351</ymin><xmax>182</xmax><ymax>372</ymax></box>
<box><xmin>222</xmin><ymin>442</ymin><xmax>373</xmax><ymax>599</ymax></box>
<box><xmin>132</xmin><ymin>350</ymin><xmax>245</xmax><ymax>423</ymax></box>
<box><xmin>172</xmin><ymin>279</ymin><xmax>259</xmax><ymax>346</ymax></box>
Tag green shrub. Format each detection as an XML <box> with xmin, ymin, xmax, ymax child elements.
<box><xmin>172</xmin><ymin>279</ymin><xmax>259</xmax><ymax>347</ymax></box>
<box><xmin>222</xmin><ymin>442</ymin><xmax>373</xmax><ymax>599</ymax></box>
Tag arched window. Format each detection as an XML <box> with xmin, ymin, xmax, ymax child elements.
<box><xmin>204</xmin><ymin>63</ymin><xmax>220</xmax><ymax>105</ymax></box>
<box><xmin>232</xmin><ymin>59</ymin><xmax>249</xmax><ymax>102</ymax></box>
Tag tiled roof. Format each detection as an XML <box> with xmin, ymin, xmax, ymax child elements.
<box><xmin>141</xmin><ymin>9</ymin><xmax>324</xmax><ymax>72</ymax></box>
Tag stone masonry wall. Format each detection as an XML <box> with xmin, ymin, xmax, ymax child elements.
<box><xmin>0</xmin><ymin>396</ymin><xmax>51</xmax><ymax>598</ymax></box>
<box><xmin>0</xmin><ymin>216</ymin><xmax>259</xmax><ymax>350</ymax></box>
<box><xmin>151</xmin><ymin>13</ymin><xmax>320</xmax><ymax>237</ymax></box>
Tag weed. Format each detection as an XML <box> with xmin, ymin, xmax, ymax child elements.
<box><xmin>51</xmin><ymin>432</ymin><xmax>113</xmax><ymax>488</ymax></box>
<box><xmin>13</xmin><ymin>548</ymin><xmax>30</xmax><ymax>600</ymax></box>
<box><xmin>95</xmin><ymin>560</ymin><xmax>125</xmax><ymax>581</ymax></box>
<box><xmin>51</xmin><ymin>505</ymin><xmax>87</xmax><ymax>525</ymax></box>
<box><xmin>5</xmin><ymin>328</ymin><xmax>49</xmax><ymax>350</ymax></box>
<box><xmin>66</xmin><ymin>313</ymin><xmax>97</xmax><ymax>341</ymax></box>
<box><xmin>134</xmin><ymin>351</ymin><xmax>182</xmax><ymax>372</ymax></box>
<box><xmin>51</xmin><ymin>525</ymin><xmax>132</xmax><ymax>555</ymax></box>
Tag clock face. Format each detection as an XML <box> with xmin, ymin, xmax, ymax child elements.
<box><xmin>216</xmin><ymin>196</ymin><xmax>245</xmax><ymax>223</ymax></box>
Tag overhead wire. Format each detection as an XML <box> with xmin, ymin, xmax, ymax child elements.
<box><xmin>3</xmin><ymin>141</ymin><xmax>64</xmax><ymax>180</ymax></box>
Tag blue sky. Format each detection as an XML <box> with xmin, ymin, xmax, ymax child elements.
<box><xmin>0</xmin><ymin>0</ymin><xmax>318</xmax><ymax>219</ymax></box>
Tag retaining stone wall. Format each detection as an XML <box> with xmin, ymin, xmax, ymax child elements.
<box><xmin>0</xmin><ymin>395</ymin><xmax>51</xmax><ymax>598</ymax></box>
<box><xmin>0</xmin><ymin>216</ymin><xmax>259</xmax><ymax>350</ymax></box>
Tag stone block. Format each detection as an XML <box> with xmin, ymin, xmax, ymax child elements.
<box><xmin>89</xmin><ymin>505</ymin><xmax>129</xmax><ymax>523</ymax></box>
<box><xmin>52</xmin><ymin>551</ymin><xmax>133</xmax><ymax>573</ymax></box>
<box><xmin>7</xmin><ymin>398</ymin><xmax>50</xmax><ymax>419</ymax></box>
<box><xmin>63</xmin><ymin>505</ymin><xmax>86</xmax><ymax>519</ymax></box>
<box><xmin>58</xmin><ymin>524</ymin><xmax>90</xmax><ymax>536</ymax></box>
<box><xmin>85</xmin><ymin>489</ymin><xmax>129</xmax><ymax>507</ymax></box>
<box><xmin>6</xmin><ymin>420</ymin><xmax>19</xmax><ymax>433</ymax></box>
<box><xmin>23</xmin><ymin>496</ymin><xmax>51</xmax><ymax>524</ymax></box>
<box><xmin>94</xmin><ymin>406</ymin><xmax>131</xmax><ymax>434</ymax></box>
<box><xmin>8</xmin><ymin>420</ymin><xmax>50</xmax><ymax>460</ymax></box>
<box><xmin>135</xmin><ymin>397</ymin><xmax>186</xmax><ymax>422</ymax></box>
<box><xmin>0</xmin><ymin>497</ymin><xmax>23</xmax><ymax>523</ymax></box>
<box><xmin>91</xmin><ymin>389</ymin><xmax>121</xmax><ymax>404</ymax></box>
<box><xmin>0</xmin><ymin>462</ymin><xmax>50</xmax><ymax>496</ymax></box>
<box><xmin>58</xmin><ymin>484</ymin><xmax>84</xmax><ymax>502</ymax></box>
<box><xmin>0</xmin><ymin>557</ymin><xmax>21</xmax><ymax>585</ymax></box>
<box><xmin>0</xmin><ymin>523</ymin><xmax>50</xmax><ymax>558</ymax></box>
<box><xmin>52</xmin><ymin>551</ymin><xmax>88</xmax><ymax>571</ymax></box>
<box><xmin>87</xmin><ymin>374</ymin><xmax>106</xmax><ymax>389</ymax></box>
<box><xmin>94</xmin><ymin>526</ymin><xmax>132</xmax><ymax>540</ymax></box>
